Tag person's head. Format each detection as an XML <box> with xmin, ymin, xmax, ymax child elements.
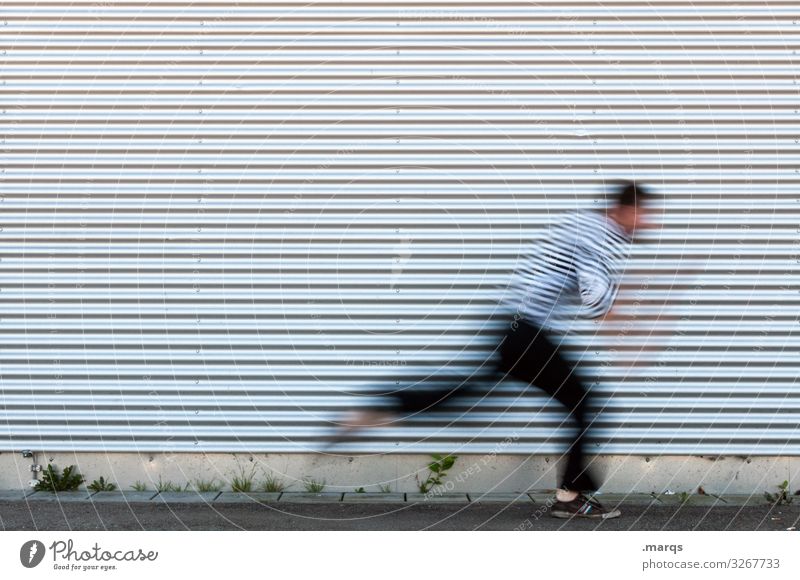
<box><xmin>607</xmin><ymin>180</ymin><xmax>654</xmax><ymax>237</ymax></box>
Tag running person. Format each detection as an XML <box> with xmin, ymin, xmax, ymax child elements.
<box><xmin>495</xmin><ymin>181</ymin><xmax>650</xmax><ymax>519</ymax></box>
<box><xmin>331</xmin><ymin>180</ymin><xmax>653</xmax><ymax>519</ymax></box>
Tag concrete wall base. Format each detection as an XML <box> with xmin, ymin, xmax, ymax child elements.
<box><xmin>1</xmin><ymin>452</ymin><xmax>798</xmax><ymax>495</ymax></box>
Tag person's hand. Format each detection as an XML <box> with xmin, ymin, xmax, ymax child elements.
<box><xmin>598</xmin><ymin>306</ymin><xmax>625</xmax><ymax>324</ymax></box>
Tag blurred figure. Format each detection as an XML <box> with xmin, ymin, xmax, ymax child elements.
<box><xmin>330</xmin><ymin>180</ymin><xmax>654</xmax><ymax>519</ymax></box>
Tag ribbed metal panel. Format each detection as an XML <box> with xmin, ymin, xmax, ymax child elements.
<box><xmin>1</xmin><ymin>1</ymin><xmax>798</xmax><ymax>454</ymax></box>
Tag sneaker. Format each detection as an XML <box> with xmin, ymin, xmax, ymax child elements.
<box><xmin>550</xmin><ymin>493</ymin><xmax>621</xmax><ymax>519</ymax></box>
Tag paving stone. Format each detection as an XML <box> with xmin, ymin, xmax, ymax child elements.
<box><xmin>88</xmin><ymin>491</ymin><xmax>159</xmax><ymax>503</ymax></box>
<box><xmin>279</xmin><ymin>492</ymin><xmax>344</xmax><ymax>503</ymax></box>
<box><xmin>342</xmin><ymin>493</ymin><xmax>405</xmax><ymax>503</ymax></box>
<box><xmin>721</xmin><ymin>494</ymin><xmax>780</xmax><ymax>507</ymax></box>
<box><xmin>527</xmin><ymin>493</ymin><xmax>557</xmax><ymax>504</ymax></box>
<box><xmin>406</xmin><ymin>492</ymin><xmax>469</xmax><ymax>503</ymax></box>
<box><xmin>588</xmin><ymin>493</ymin><xmax>660</xmax><ymax>506</ymax></box>
<box><xmin>0</xmin><ymin>490</ymin><xmax>34</xmax><ymax>501</ymax></box>
<box><xmin>652</xmin><ymin>493</ymin><xmax>727</xmax><ymax>507</ymax></box>
<box><xmin>527</xmin><ymin>492</ymin><xmax>658</xmax><ymax>506</ymax></box>
<box><xmin>25</xmin><ymin>491</ymin><xmax>93</xmax><ymax>502</ymax></box>
<box><xmin>151</xmin><ymin>491</ymin><xmax>221</xmax><ymax>504</ymax></box>
<box><xmin>468</xmin><ymin>493</ymin><xmax>534</xmax><ymax>503</ymax></box>
<box><xmin>214</xmin><ymin>492</ymin><xmax>282</xmax><ymax>504</ymax></box>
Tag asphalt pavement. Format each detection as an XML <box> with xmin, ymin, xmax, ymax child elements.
<box><xmin>1</xmin><ymin>495</ymin><xmax>798</xmax><ymax>531</ymax></box>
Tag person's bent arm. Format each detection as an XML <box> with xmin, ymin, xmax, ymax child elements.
<box><xmin>574</xmin><ymin>241</ymin><xmax>619</xmax><ymax>320</ymax></box>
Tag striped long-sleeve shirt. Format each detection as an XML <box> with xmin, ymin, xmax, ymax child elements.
<box><xmin>501</xmin><ymin>209</ymin><xmax>632</xmax><ymax>334</ymax></box>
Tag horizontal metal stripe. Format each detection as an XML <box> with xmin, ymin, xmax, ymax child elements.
<box><xmin>0</xmin><ymin>212</ymin><xmax>791</xmax><ymax>219</ymax></box>
<box><xmin>0</xmin><ymin>300</ymin><xmax>795</xmax><ymax>311</ymax></box>
<box><xmin>4</xmin><ymin>117</ymin><xmax>796</xmax><ymax>122</ymax></box>
<box><xmin>3</xmin><ymin>58</ymin><xmax>799</xmax><ymax>65</ymax></box>
<box><xmin>2</xmin><ymin>102</ymin><xmax>792</xmax><ymax>110</ymax></box>
<box><xmin>5</xmin><ymin>416</ymin><xmax>800</xmax><ymax>430</ymax></box>
<box><xmin>2</xmin><ymin>2</ymin><xmax>792</xmax><ymax>8</ymax></box>
<box><xmin>3</xmin><ymin>86</ymin><xmax>795</xmax><ymax>96</ymax></box>
<box><xmin>2</xmin><ymin>378</ymin><xmax>792</xmax><ymax>388</ymax></box>
<box><xmin>0</xmin><ymin>345</ymin><xmax>796</xmax><ymax>358</ymax></box>
<box><xmin>2</xmin><ymin>262</ymin><xmax>793</xmax><ymax>270</ymax></box>
<box><xmin>23</xmin><ymin>151</ymin><xmax>798</xmax><ymax>161</ymax></box>
<box><xmin>5</xmin><ymin>104</ymin><xmax>798</xmax><ymax>109</ymax></box>
<box><xmin>0</xmin><ymin>195</ymin><xmax>774</xmax><ymax>202</ymax></box>
<box><xmin>2</xmin><ymin>382</ymin><xmax>799</xmax><ymax>391</ymax></box>
<box><xmin>5</xmin><ymin>396</ymin><xmax>800</xmax><ymax>408</ymax></box>
<box><xmin>1</xmin><ymin>164</ymin><xmax>794</xmax><ymax>171</ymax></box>
<box><xmin>0</xmin><ymin>269</ymin><xmax>790</xmax><ymax>277</ymax></box>
<box><xmin>2</xmin><ymin>236</ymin><xmax>793</xmax><ymax>244</ymax></box>
<box><xmin>0</xmin><ymin>135</ymin><xmax>793</xmax><ymax>141</ymax></box>
<box><xmin>0</xmin><ymin>306</ymin><xmax>796</xmax><ymax>314</ymax></box>
<box><xmin>0</xmin><ymin>326</ymin><xmax>796</xmax><ymax>336</ymax></box>
<box><xmin>6</xmin><ymin>29</ymin><xmax>799</xmax><ymax>36</ymax></box>
<box><xmin>5</xmin><ymin>303</ymin><xmax>796</xmax><ymax>313</ymax></box>
<box><xmin>2</xmin><ymin>116</ymin><xmax>798</xmax><ymax>122</ymax></box>
<box><xmin>2</xmin><ymin>179</ymin><xmax>798</xmax><ymax>185</ymax></box>
<box><xmin>1</xmin><ymin>289</ymin><xmax>786</xmax><ymax>298</ymax></box>
<box><xmin>5</xmin><ymin>14</ymin><xmax>799</xmax><ymax>20</ymax></box>
<box><xmin>7</xmin><ymin>1</ymin><xmax>800</xmax><ymax>5</ymax></box>
<box><xmin>3</xmin><ymin>408</ymin><xmax>797</xmax><ymax>421</ymax></box>
<box><xmin>0</xmin><ymin>336</ymin><xmax>798</xmax><ymax>348</ymax></box>
<box><xmin>3</xmin><ymin>2</ymin><xmax>797</xmax><ymax>10</ymax></box>
<box><xmin>3</xmin><ymin>236</ymin><xmax>796</xmax><ymax>242</ymax></box>
<box><xmin>0</xmin><ymin>204</ymin><xmax>769</xmax><ymax>213</ymax></box>
<box><xmin>6</xmin><ymin>42</ymin><xmax>795</xmax><ymax>51</ymax></box>
<box><xmin>0</xmin><ymin>442</ymin><xmax>791</xmax><ymax>455</ymax></box>
<box><xmin>0</xmin><ymin>293</ymin><xmax>796</xmax><ymax>303</ymax></box>
<box><xmin>3</xmin><ymin>292</ymin><xmax>797</xmax><ymax>302</ymax></box>
<box><xmin>0</xmin><ymin>334</ymin><xmax>797</xmax><ymax>342</ymax></box>
<box><xmin>4</xmin><ymin>74</ymin><xmax>799</xmax><ymax>79</ymax></box>
<box><xmin>0</xmin><ymin>190</ymin><xmax>791</xmax><ymax>197</ymax></box>
<box><xmin>4</xmin><ymin>44</ymin><xmax>798</xmax><ymax>50</ymax></box>
<box><xmin>0</xmin><ymin>342</ymin><xmax>796</xmax><ymax>352</ymax></box>
<box><xmin>0</xmin><ymin>246</ymin><xmax>800</xmax><ymax>255</ymax></box>
<box><xmin>0</xmin><ymin>171</ymin><xmax>797</xmax><ymax>178</ymax></box>
<box><xmin>0</xmin><ymin>422</ymin><xmax>796</xmax><ymax>442</ymax></box>
<box><xmin>0</xmin><ymin>258</ymin><xmax>794</xmax><ymax>267</ymax></box>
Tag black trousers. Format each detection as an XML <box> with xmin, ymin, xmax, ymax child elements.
<box><xmin>390</xmin><ymin>317</ymin><xmax>599</xmax><ymax>492</ymax></box>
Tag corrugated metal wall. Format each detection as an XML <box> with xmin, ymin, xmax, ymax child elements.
<box><xmin>1</xmin><ymin>1</ymin><xmax>798</xmax><ymax>454</ymax></box>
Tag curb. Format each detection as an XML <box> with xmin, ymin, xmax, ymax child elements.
<box><xmin>1</xmin><ymin>491</ymin><xmax>792</xmax><ymax>507</ymax></box>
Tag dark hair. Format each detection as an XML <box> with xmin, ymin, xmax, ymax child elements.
<box><xmin>612</xmin><ymin>180</ymin><xmax>652</xmax><ymax>208</ymax></box>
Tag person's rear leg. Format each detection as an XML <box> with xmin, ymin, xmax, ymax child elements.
<box><xmin>324</xmin><ymin>372</ymin><xmax>484</xmax><ymax>448</ymax></box>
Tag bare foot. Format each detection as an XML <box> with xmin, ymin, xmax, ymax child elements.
<box><xmin>339</xmin><ymin>409</ymin><xmax>396</xmax><ymax>429</ymax></box>
<box><xmin>322</xmin><ymin>409</ymin><xmax>397</xmax><ymax>449</ymax></box>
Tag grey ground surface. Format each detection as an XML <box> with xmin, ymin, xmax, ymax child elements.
<box><xmin>1</xmin><ymin>492</ymin><xmax>798</xmax><ymax>530</ymax></box>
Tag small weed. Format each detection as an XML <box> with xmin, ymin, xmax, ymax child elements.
<box><xmin>230</xmin><ymin>463</ymin><xmax>258</xmax><ymax>493</ymax></box>
<box><xmin>131</xmin><ymin>481</ymin><xmax>148</xmax><ymax>492</ymax></box>
<box><xmin>303</xmin><ymin>477</ymin><xmax>326</xmax><ymax>493</ymax></box>
<box><xmin>379</xmin><ymin>484</ymin><xmax>392</xmax><ymax>493</ymax></box>
<box><xmin>260</xmin><ymin>474</ymin><xmax>287</xmax><ymax>493</ymax></box>
<box><xmin>156</xmin><ymin>475</ymin><xmax>189</xmax><ymax>492</ymax></box>
<box><xmin>354</xmin><ymin>487</ymin><xmax>366</xmax><ymax>493</ymax></box>
<box><xmin>678</xmin><ymin>491</ymin><xmax>691</xmax><ymax>504</ymax></box>
<box><xmin>34</xmin><ymin>464</ymin><xmax>85</xmax><ymax>493</ymax></box>
<box><xmin>417</xmin><ymin>454</ymin><xmax>458</xmax><ymax>494</ymax></box>
<box><xmin>764</xmin><ymin>480</ymin><xmax>793</xmax><ymax>506</ymax></box>
<box><xmin>193</xmin><ymin>478</ymin><xmax>223</xmax><ymax>492</ymax></box>
<box><xmin>87</xmin><ymin>477</ymin><xmax>117</xmax><ymax>492</ymax></box>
